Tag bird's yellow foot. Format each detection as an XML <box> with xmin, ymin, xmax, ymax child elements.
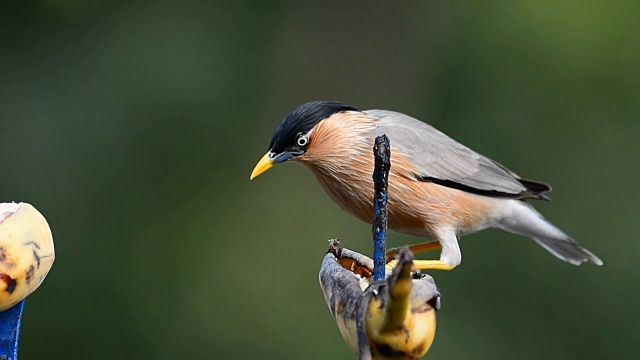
<box><xmin>411</xmin><ymin>260</ymin><xmax>454</xmax><ymax>271</ymax></box>
<box><xmin>386</xmin><ymin>242</ymin><xmax>442</xmax><ymax>262</ymax></box>
<box><xmin>386</xmin><ymin>259</ymin><xmax>453</xmax><ymax>272</ymax></box>
<box><xmin>386</xmin><ymin>243</ymin><xmax>452</xmax><ymax>271</ymax></box>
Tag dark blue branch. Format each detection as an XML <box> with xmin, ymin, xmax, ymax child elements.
<box><xmin>372</xmin><ymin>135</ymin><xmax>391</xmax><ymax>281</ymax></box>
<box><xmin>0</xmin><ymin>299</ymin><xmax>25</xmax><ymax>360</ymax></box>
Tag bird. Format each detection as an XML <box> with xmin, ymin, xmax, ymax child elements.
<box><xmin>250</xmin><ymin>101</ymin><xmax>603</xmax><ymax>270</ymax></box>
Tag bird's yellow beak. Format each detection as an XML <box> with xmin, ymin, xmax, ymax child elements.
<box><xmin>250</xmin><ymin>153</ymin><xmax>275</xmax><ymax>180</ymax></box>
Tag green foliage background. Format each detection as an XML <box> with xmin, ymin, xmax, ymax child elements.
<box><xmin>1</xmin><ymin>1</ymin><xmax>638</xmax><ymax>359</ymax></box>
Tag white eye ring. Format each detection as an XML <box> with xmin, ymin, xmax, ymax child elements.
<box><xmin>296</xmin><ymin>135</ymin><xmax>309</xmax><ymax>147</ymax></box>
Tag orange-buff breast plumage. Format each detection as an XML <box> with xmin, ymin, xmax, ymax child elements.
<box><xmin>295</xmin><ymin>112</ymin><xmax>493</xmax><ymax>239</ymax></box>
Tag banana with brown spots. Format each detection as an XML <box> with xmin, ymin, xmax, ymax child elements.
<box><xmin>0</xmin><ymin>203</ymin><xmax>55</xmax><ymax>310</ymax></box>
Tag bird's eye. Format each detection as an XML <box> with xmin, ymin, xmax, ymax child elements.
<box><xmin>296</xmin><ymin>135</ymin><xmax>309</xmax><ymax>147</ymax></box>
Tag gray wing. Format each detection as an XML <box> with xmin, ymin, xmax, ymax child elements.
<box><xmin>364</xmin><ymin>109</ymin><xmax>550</xmax><ymax>200</ymax></box>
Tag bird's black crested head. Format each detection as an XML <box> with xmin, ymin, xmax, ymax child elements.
<box><xmin>269</xmin><ymin>101</ymin><xmax>360</xmax><ymax>154</ymax></box>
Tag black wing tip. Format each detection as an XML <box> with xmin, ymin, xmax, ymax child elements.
<box><xmin>420</xmin><ymin>176</ymin><xmax>553</xmax><ymax>201</ymax></box>
<box><xmin>518</xmin><ymin>178</ymin><xmax>552</xmax><ymax>201</ymax></box>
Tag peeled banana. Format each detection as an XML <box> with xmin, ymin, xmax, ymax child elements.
<box><xmin>319</xmin><ymin>239</ymin><xmax>439</xmax><ymax>360</ymax></box>
<box><xmin>0</xmin><ymin>202</ymin><xmax>55</xmax><ymax>311</ymax></box>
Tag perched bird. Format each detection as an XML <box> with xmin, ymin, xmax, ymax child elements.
<box><xmin>250</xmin><ymin>101</ymin><xmax>603</xmax><ymax>270</ymax></box>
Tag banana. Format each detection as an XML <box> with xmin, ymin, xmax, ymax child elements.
<box><xmin>0</xmin><ymin>203</ymin><xmax>55</xmax><ymax>311</ymax></box>
<box><xmin>319</xmin><ymin>239</ymin><xmax>439</xmax><ymax>360</ymax></box>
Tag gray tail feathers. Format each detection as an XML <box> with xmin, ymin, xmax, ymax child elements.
<box><xmin>499</xmin><ymin>201</ymin><xmax>603</xmax><ymax>266</ymax></box>
<box><xmin>532</xmin><ymin>236</ymin><xmax>603</xmax><ymax>266</ymax></box>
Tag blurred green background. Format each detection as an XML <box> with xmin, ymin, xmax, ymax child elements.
<box><xmin>1</xmin><ymin>1</ymin><xmax>638</xmax><ymax>359</ymax></box>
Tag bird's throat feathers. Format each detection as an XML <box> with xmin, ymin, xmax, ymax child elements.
<box><xmin>293</xmin><ymin>112</ymin><xmax>380</xmax><ymax>222</ymax></box>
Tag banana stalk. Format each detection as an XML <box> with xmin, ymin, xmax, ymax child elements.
<box><xmin>319</xmin><ymin>239</ymin><xmax>439</xmax><ymax>360</ymax></box>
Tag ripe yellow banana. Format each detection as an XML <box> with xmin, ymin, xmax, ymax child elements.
<box><xmin>320</xmin><ymin>239</ymin><xmax>439</xmax><ymax>360</ymax></box>
<box><xmin>0</xmin><ymin>203</ymin><xmax>55</xmax><ymax>311</ymax></box>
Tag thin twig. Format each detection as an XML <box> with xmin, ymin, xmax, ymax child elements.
<box><xmin>372</xmin><ymin>134</ymin><xmax>391</xmax><ymax>281</ymax></box>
